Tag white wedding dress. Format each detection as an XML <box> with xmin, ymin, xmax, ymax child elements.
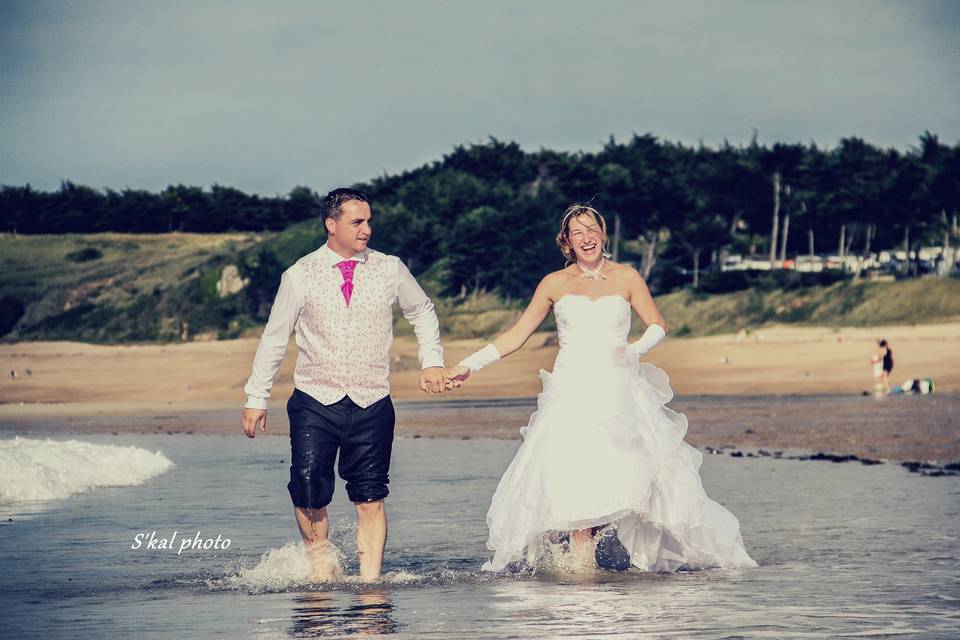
<box><xmin>482</xmin><ymin>294</ymin><xmax>758</xmax><ymax>573</ymax></box>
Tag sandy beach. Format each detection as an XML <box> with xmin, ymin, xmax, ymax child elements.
<box><xmin>1</xmin><ymin>322</ymin><xmax>958</xmax><ymax>461</ymax></box>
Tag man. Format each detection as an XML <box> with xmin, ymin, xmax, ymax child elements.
<box><xmin>241</xmin><ymin>187</ymin><xmax>447</xmax><ymax>582</ymax></box>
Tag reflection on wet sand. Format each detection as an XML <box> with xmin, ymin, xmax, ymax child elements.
<box><xmin>287</xmin><ymin>589</ymin><xmax>399</xmax><ymax>637</ymax></box>
<box><xmin>485</xmin><ymin>569</ymin><xmax>774</xmax><ymax>637</ymax></box>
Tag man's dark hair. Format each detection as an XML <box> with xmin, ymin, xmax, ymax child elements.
<box><xmin>320</xmin><ymin>188</ymin><xmax>370</xmax><ymax>223</ymax></box>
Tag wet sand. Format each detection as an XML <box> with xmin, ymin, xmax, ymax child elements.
<box><xmin>2</xmin><ymin>393</ymin><xmax>957</xmax><ymax>463</ymax></box>
<box><xmin>1</xmin><ymin>322</ymin><xmax>958</xmax><ymax>461</ymax></box>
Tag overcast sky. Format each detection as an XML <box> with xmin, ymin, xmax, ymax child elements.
<box><xmin>2</xmin><ymin>1</ymin><xmax>958</xmax><ymax>195</ymax></box>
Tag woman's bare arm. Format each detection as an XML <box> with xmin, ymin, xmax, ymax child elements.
<box><xmin>626</xmin><ymin>268</ymin><xmax>667</xmax><ymax>332</ymax></box>
<box><xmin>446</xmin><ymin>274</ymin><xmax>559</xmax><ymax>386</ymax></box>
<box><xmin>490</xmin><ymin>274</ymin><xmax>558</xmax><ymax>358</ymax></box>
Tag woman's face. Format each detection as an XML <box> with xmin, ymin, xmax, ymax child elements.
<box><xmin>566</xmin><ymin>214</ymin><xmax>603</xmax><ymax>263</ymax></box>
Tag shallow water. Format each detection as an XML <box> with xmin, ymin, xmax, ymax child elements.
<box><xmin>1</xmin><ymin>432</ymin><xmax>958</xmax><ymax>639</ymax></box>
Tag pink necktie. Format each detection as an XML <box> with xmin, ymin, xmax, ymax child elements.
<box><xmin>336</xmin><ymin>260</ymin><xmax>357</xmax><ymax>306</ymax></box>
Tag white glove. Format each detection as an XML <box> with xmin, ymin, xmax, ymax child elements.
<box><xmin>457</xmin><ymin>343</ymin><xmax>501</xmax><ymax>374</ymax></box>
<box><xmin>628</xmin><ymin>324</ymin><xmax>666</xmax><ymax>358</ymax></box>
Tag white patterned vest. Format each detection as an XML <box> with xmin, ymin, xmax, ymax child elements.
<box><xmin>294</xmin><ymin>249</ymin><xmax>397</xmax><ymax>408</ymax></box>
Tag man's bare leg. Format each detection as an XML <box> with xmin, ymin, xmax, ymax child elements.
<box><xmin>354</xmin><ymin>500</ymin><xmax>387</xmax><ymax>582</ymax></box>
<box><xmin>294</xmin><ymin>506</ymin><xmax>340</xmax><ymax>581</ymax></box>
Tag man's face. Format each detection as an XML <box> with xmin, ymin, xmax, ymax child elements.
<box><xmin>326</xmin><ymin>200</ymin><xmax>372</xmax><ymax>254</ymax></box>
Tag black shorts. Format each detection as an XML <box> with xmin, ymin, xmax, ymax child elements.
<box><xmin>286</xmin><ymin>389</ymin><xmax>395</xmax><ymax>509</ymax></box>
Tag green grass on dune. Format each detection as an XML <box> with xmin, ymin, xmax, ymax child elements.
<box><xmin>0</xmin><ymin>232</ymin><xmax>262</xmax><ymax>341</ymax></box>
<box><xmin>656</xmin><ymin>277</ymin><xmax>960</xmax><ymax>337</ymax></box>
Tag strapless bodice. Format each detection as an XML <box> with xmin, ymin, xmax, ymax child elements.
<box><xmin>553</xmin><ymin>294</ymin><xmax>632</xmax><ymax>359</ymax></box>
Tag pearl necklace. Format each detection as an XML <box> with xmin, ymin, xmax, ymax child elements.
<box><xmin>576</xmin><ymin>257</ymin><xmax>606</xmax><ymax>280</ymax></box>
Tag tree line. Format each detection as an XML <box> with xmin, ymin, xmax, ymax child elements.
<box><xmin>364</xmin><ymin>133</ymin><xmax>959</xmax><ymax>296</ymax></box>
<box><xmin>0</xmin><ymin>183</ymin><xmax>321</xmax><ymax>233</ymax></box>
<box><xmin>3</xmin><ymin>132</ymin><xmax>958</xmax><ymax>298</ymax></box>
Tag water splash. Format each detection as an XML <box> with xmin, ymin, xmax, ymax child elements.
<box><xmin>212</xmin><ymin>542</ymin><xmax>338</xmax><ymax>593</ymax></box>
<box><xmin>209</xmin><ymin>541</ymin><xmax>480</xmax><ymax>593</ymax></box>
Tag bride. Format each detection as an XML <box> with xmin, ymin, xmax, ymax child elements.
<box><xmin>446</xmin><ymin>204</ymin><xmax>758</xmax><ymax>573</ymax></box>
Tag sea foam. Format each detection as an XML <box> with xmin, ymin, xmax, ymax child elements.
<box><xmin>211</xmin><ymin>541</ymin><xmax>424</xmax><ymax>593</ymax></box>
<box><xmin>0</xmin><ymin>436</ymin><xmax>174</xmax><ymax>506</ymax></box>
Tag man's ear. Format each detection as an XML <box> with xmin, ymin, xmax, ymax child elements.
<box><xmin>324</xmin><ymin>217</ymin><xmax>336</xmax><ymax>235</ymax></box>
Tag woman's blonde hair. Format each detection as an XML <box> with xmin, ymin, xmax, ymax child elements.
<box><xmin>556</xmin><ymin>203</ymin><xmax>611</xmax><ymax>263</ymax></box>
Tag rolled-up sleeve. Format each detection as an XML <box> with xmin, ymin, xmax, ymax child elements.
<box><xmin>243</xmin><ymin>266</ymin><xmax>304</xmax><ymax>409</ymax></box>
<box><xmin>396</xmin><ymin>259</ymin><xmax>444</xmax><ymax>369</ymax></box>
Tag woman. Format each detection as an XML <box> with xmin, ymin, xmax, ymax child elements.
<box><xmin>878</xmin><ymin>339</ymin><xmax>894</xmax><ymax>394</ymax></box>
<box><xmin>446</xmin><ymin>204</ymin><xmax>757</xmax><ymax>573</ymax></box>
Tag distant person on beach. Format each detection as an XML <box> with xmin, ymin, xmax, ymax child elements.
<box><xmin>876</xmin><ymin>339</ymin><xmax>894</xmax><ymax>394</ymax></box>
<box><xmin>870</xmin><ymin>353</ymin><xmax>884</xmax><ymax>396</ymax></box>
<box><xmin>445</xmin><ymin>203</ymin><xmax>757</xmax><ymax>573</ymax></box>
<box><xmin>241</xmin><ymin>187</ymin><xmax>448</xmax><ymax>582</ymax></box>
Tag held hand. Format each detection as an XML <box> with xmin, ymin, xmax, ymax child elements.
<box><xmin>242</xmin><ymin>408</ymin><xmax>267</xmax><ymax>438</ymax></box>
<box><xmin>445</xmin><ymin>365</ymin><xmax>471</xmax><ymax>388</ymax></box>
<box><xmin>419</xmin><ymin>366</ymin><xmax>447</xmax><ymax>394</ymax></box>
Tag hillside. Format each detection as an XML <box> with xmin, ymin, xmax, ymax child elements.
<box><xmin>2</xmin><ymin>230</ymin><xmax>959</xmax><ymax>343</ymax></box>
<box><xmin>655</xmin><ymin>277</ymin><xmax>960</xmax><ymax>337</ymax></box>
<box><xmin>0</xmin><ymin>232</ymin><xmax>264</xmax><ymax>342</ymax></box>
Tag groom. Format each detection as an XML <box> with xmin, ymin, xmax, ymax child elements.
<box><xmin>241</xmin><ymin>187</ymin><xmax>448</xmax><ymax>582</ymax></box>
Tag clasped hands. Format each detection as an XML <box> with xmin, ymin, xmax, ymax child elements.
<box><xmin>416</xmin><ymin>366</ymin><xmax>454</xmax><ymax>394</ymax></box>
<box><xmin>423</xmin><ymin>365</ymin><xmax>474</xmax><ymax>393</ymax></box>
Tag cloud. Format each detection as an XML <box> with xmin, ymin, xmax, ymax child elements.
<box><xmin>1</xmin><ymin>0</ymin><xmax>958</xmax><ymax>194</ymax></box>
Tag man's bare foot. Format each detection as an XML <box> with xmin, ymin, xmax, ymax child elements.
<box><xmin>356</xmin><ymin>550</ymin><xmax>380</xmax><ymax>583</ymax></box>
<box><xmin>306</xmin><ymin>541</ymin><xmax>342</xmax><ymax>582</ymax></box>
